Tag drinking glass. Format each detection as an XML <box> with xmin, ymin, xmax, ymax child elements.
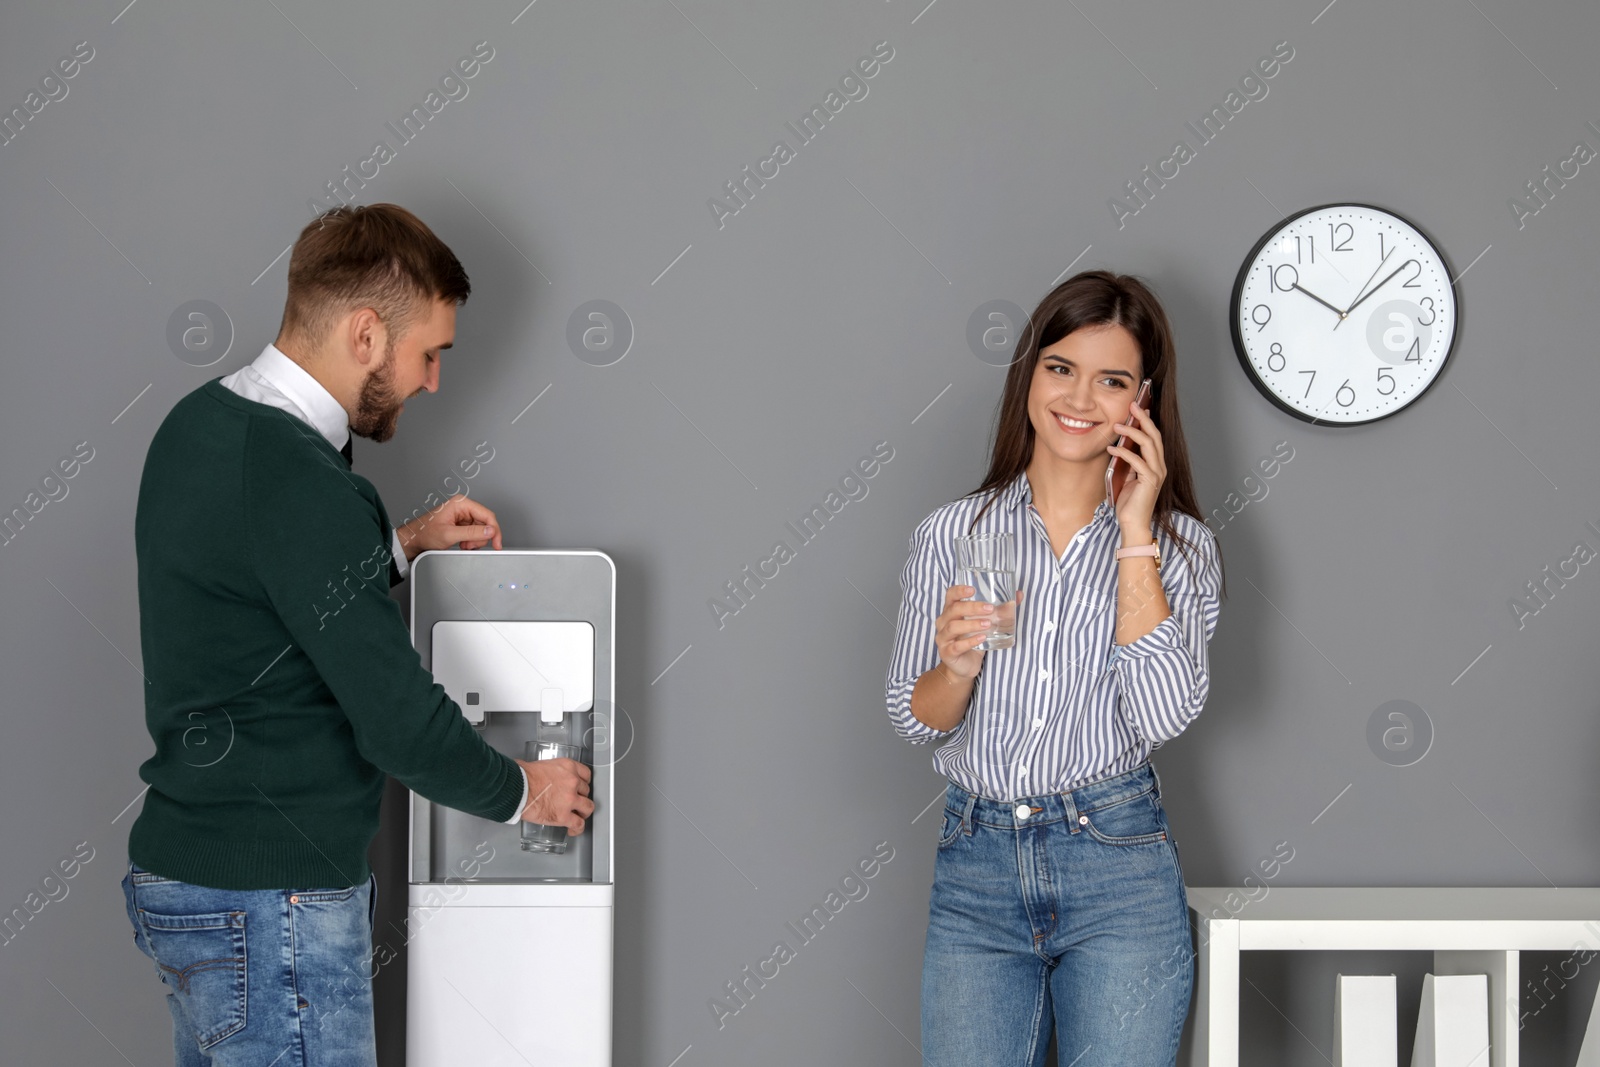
<box><xmin>520</xmin><ymin>740</ymin><xmax>584</xmax><ymax>854</ymax></box>
<box><xmin>954</xmin><ymin>531</ymin><xmax>1017</xmax><ymax>650</ymax></box>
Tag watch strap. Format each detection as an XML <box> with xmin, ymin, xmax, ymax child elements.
<box><xmin>1115</xmin><ymin>542</ymin><xmax>1161</xmax><ymax>567</ymax></box>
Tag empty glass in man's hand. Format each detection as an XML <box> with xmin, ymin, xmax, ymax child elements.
<box><xmin>521</xmin><ymin>739</ymin><xmax>584</xmax><ymax>854</ymax></box>
<box><xmin>954</xmin><ymin>531</ymin><xmax>1018</xmax><ymax>650</ymax></box>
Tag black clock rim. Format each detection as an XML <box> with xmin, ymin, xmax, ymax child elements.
<box><xmin>1228</xmin><ymin>200</ymin><xmax>1462</xmax><ymax>427</ymax></box>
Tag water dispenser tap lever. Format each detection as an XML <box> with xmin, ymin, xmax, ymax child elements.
<box><xmin>539</xmin><ymin>687</ymin><xmax>564</xmax><ymax>724</ymax></box>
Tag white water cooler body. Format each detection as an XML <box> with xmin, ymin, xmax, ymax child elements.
<box><xmin>406</xmin><ymin>550</ymin><xmax>616</xmax><ymax>1066</ymax></box>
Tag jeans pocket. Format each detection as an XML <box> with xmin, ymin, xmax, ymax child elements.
<box><xmin>1080</xmin><ymin>789</ymin><xmax>1169</xmax><ymax>846</ymax></box>
<box><xmin>936</xmin><ymin>808</ymin><xmax>964</xmax><ymax>849</ymax></box>
<box><xmin>138</xmin><ymin>909</ymin><xmax>248</xmax><ymax>1049</ymax></box>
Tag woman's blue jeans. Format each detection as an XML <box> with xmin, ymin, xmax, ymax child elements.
<box><xmin>921</xmin><ymin>760</ymin><xmax>1194</xmax><ymax>1067</ymax></box>
<box><xmin>121</xmin><ymin>862</ymin><xmax>379</xmax><ymax>1067</ymax></box>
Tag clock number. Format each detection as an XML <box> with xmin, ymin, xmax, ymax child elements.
<box><xmin>1377</xmin><ymin>367</ymin><xmax>1396</xmax><ymax>395</ymax></box>
<box><xmin>1270</xmin><ymin>264</ymin><xmax>1299</xmax><ymax>293</ymax></box>
<box><xmin>1400</xmin><ymin>259</ymin><xmax>1422</xmax><ymax>288</ymax></box>
<box><xmin>1295</xmin><ymin>236</ymin><xmax>1315</xmax><ymax>263</ymax></box>
<box><xmin>1329</xmin><ymin>222</ymin><xmax>1354</xmax><ymax>252</ymax></box>
<box><xmin>1417</xmin><ymin>296</ymin><xmax>1436</xmax><ymax>326</ymax></box>
<box><xmin>1298</xmin><ymin>369</ymin><xmax>1315</xmax><ymax>398</ymax></box>
<box><xmin>1335</xmin><ymin>380</ymin><xmax>1355</xmax><ymax>407</ymax></box>
<box><xmin>1381</xmin><ymin>312</ymin><xmax>1426</xmax><ymax>364</ymax></box>
<box><xmin>1267</xmin><ymin>342</ymin><xmax>1285</xmax><ymax>372</ymax></box>
<box><xmin>1251</xmin><ymin>304</ymin><xmax>1272</xmax><ymax>332</ymax></box>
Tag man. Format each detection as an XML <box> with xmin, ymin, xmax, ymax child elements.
<box><xmin>120</xmin><ymin>203</ymin><xmax>592</xmax><ymax>1067</ymax></box>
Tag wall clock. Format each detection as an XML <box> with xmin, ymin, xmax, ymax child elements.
<box><xmin>1230</xmin><ymin>202</ymin><xmax>1459</xmax><ymax>425</ymax></box>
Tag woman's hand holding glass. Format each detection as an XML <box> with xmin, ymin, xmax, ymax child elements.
<box><xmin>934</xmin><ymin>583</ymin><xmax>1025</xmax><ymax>682</ymax></box>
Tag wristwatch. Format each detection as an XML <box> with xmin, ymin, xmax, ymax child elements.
<box><xmin>1114</xmin><ymin>541</ymin><xmax>1160</xmax><ymax>569</ymax></box>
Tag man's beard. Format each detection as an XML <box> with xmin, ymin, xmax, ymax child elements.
<box><xmin>351</xmin><ymin>339</ymin><xmax>405</xmax><ymax>443</ymax></box>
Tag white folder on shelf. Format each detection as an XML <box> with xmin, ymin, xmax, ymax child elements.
<box><xmin>1335</xmin><ymin>973</ymin><xmax>1397</xmax><ymax>1067</ymax></box>
<box><xmin>1576</xmin><ymin>979</ymin><xmax>1600</xmax><ymax>1067</ymax></box>
<box><xmin>1411</xmin><ymin>973</ymin><xmax>1489</xmax><ymax>1067</ymax></box>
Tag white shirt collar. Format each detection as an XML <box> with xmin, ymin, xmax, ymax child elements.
<box><xmin>220</xmin><ymin>343</ymin><xmax>351</xmax><ymax>451</ymax></box>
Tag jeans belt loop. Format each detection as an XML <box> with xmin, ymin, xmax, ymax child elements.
<box><xmin>1062</xmin><ymin>789</ymin><xmax>1081</xmax><ymax>834</ymax></box>
<box><xmin>961</xmin><ymin>792</ymin><xmax>978</xmax><ymax>836</ymax></box>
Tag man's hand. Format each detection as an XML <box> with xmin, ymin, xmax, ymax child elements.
<box><xmin>397</xmin><ymin>494</ymin><xmax>504</xmax><ymax>561</ymax></box>
<box><xmin>515</xmin><ymin>757</ymin><xmax>594</xmax><ymax>835</ymax></box>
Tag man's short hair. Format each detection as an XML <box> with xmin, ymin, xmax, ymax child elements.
<box><xmin>279</xmin><ymin>203</ymin><xmax>470</xmax><ymax>348</ymax></box>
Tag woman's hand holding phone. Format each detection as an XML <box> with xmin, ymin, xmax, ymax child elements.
<box><xmin>935</xmin><ymin>583</ymin><xmax>1025</xmax><ymax>681</ymax></box>
<box><xmin>1107</xmin><ymin>398</ymin><xmax>1167</xmax><ymax>533</ymax></box>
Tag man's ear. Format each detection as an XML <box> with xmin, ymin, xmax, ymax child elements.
<box><xmin>346</xmin><ymin>307</ymin><xmax>385</xmax><ymax>368</ymax></box>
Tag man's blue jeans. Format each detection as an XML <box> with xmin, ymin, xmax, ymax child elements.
<box><xmin>121</xmin><ymin>862</ymin><xmax>379</xmax><ymax>1067</ymax></box>
<box><xmin>921</xmin><ymin>760</ymin><xmax>1194</xmax><ymax>1067</ymax></box>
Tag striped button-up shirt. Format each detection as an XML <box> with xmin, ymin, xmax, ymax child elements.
<box><xmin>884</xmin><ymin>470</ymin><xmax>1223</xmax><ymax>801</ymax></box>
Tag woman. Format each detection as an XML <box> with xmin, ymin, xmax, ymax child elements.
<box><xmin>884</xmin><ymin>270</ymin><xmax>1226</xmax><ymax>1066</ymax></box>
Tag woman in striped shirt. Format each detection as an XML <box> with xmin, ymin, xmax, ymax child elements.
<box><xmin>885</xmin><ymin>270</ymin><xmax>1226</xmax><ymax>1066</ymax></box>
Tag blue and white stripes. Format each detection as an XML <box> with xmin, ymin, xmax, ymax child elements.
<box><xmin>884</xmin><ymin>470</ymin><xmax>1223</xmax><ymax>802</ymax></box>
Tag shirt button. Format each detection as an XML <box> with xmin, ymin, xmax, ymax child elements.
<box><xmin>1075</xmin><ymin>533</ymin><xmax>1085</xmax><ymax>543</ymax></box>
<box><xmin>1015</xmin><ymin>804</ymin><xmax>1031</xmax><ymax>820</ymax></box>
<box><xmin>1032</xmin><ymin>717</ymin><xmax>1045</xmax><ymax>729</ymax></box>
<box><xmin>1039</xmin><ymin>667</ymin><xmax>1049</xmax><ymax>680</ymax></box>
<box><xmin>1043</xmin><ymin>619</ymin><xmax>1056</xmax><ymax>633</ymax></box>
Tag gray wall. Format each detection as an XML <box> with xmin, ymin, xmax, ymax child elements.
<box><xmin>2</xmin><ymin>0</ymin><xmax>1598</xmax><ymax>1063</ymax></box>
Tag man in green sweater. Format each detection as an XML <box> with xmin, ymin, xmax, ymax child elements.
<box><xmin>121</xmin><ymin>203</ymin><xmax>592</xmax><ymax>1067</ymax></box>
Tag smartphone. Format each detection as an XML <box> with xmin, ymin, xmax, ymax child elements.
<box><xmin>1104</xmin><ymin>378</ymin><xmax>1153</xmax><ymax>509</ymax></box>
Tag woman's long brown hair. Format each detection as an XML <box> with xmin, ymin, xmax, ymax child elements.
<box><xmin>964</xmin><ymin>269</ymin><xmax>1226</xmax><ymax>598</ymax></box>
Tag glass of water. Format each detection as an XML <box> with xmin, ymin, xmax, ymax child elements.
<box><xmin>520</xmin><ymin>739</ymin><xmax>585</xmax><ymax>854</ymax></box>
<box><xmin>954</xmin><ymin>531</ymin><xmax>1017</xmax><ymax>650</ymax></box>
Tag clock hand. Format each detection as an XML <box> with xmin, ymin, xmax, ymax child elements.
<box><xmin>1344</xmin><ymin>249</ymin><xmax>1394</xmax><ymax>310</ymax></box>
<box><xmin>1290</xmin><ymin>282</ymin><xmax>1345</xmax><ymax>318</ymax></box>
<box><xmin>1333</xmin><ymin>260</ymin><xmax>1411</xmax><ymax>331</ymax></box>
<box><xmin>1333</xmin><ymin>249</ymin><xmax>1395</xmax><ymax>331</ymax></box>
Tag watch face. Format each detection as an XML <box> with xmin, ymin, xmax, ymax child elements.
<box><xmin>1231</xmin><ymin>203</ymin><xmax>1459</xmax><ymax>425</ymax></box>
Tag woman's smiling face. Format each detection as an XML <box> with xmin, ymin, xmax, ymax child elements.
<box><xmin>1027</xmin><ymin>321</ymin><xmax>1144</xmax><ymax>463</ymax></box>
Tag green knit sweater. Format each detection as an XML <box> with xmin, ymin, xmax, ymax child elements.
<box><xmin>128</xmin><ymin>379</ymin><xmax>523</xmax><ymax>890</ymax></box>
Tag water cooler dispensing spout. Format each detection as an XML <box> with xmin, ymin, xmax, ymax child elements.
<box><xmin>522</xmin><ymin>685</ymin><xmax>585</xmax><ymax>854</ymax></box>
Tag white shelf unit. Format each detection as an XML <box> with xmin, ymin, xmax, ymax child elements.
<box><xmin>1187</xmin><ymin>886</ymin><xmax>1600</xmax><ymax>1067</ymax></box>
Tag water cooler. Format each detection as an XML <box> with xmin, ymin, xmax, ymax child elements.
<box><xmin>406</xmin><ymin>549</ymin><xmax>616</xmax><ymax>1066</ymax></box>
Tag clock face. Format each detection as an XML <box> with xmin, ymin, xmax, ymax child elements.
<box><xmin>1230</xmin><ymin>203</ymin><xmax>1458</xmax><ymax>425</ymax></box>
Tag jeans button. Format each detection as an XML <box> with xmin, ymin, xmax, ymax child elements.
<box><xmin>1078</xmin><ymin>814</ymin><xmax>1088</xmax><ymax>825</ymax></box>
<box><xmin>289</xmin><ymin>895</ymin><xmax>299</xmax><ymax>904</ymax></box>
<box><xmin>1015</xmin><ymin>804</ymin><xmax>1031</xmax><ymax>820</ymax></box>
